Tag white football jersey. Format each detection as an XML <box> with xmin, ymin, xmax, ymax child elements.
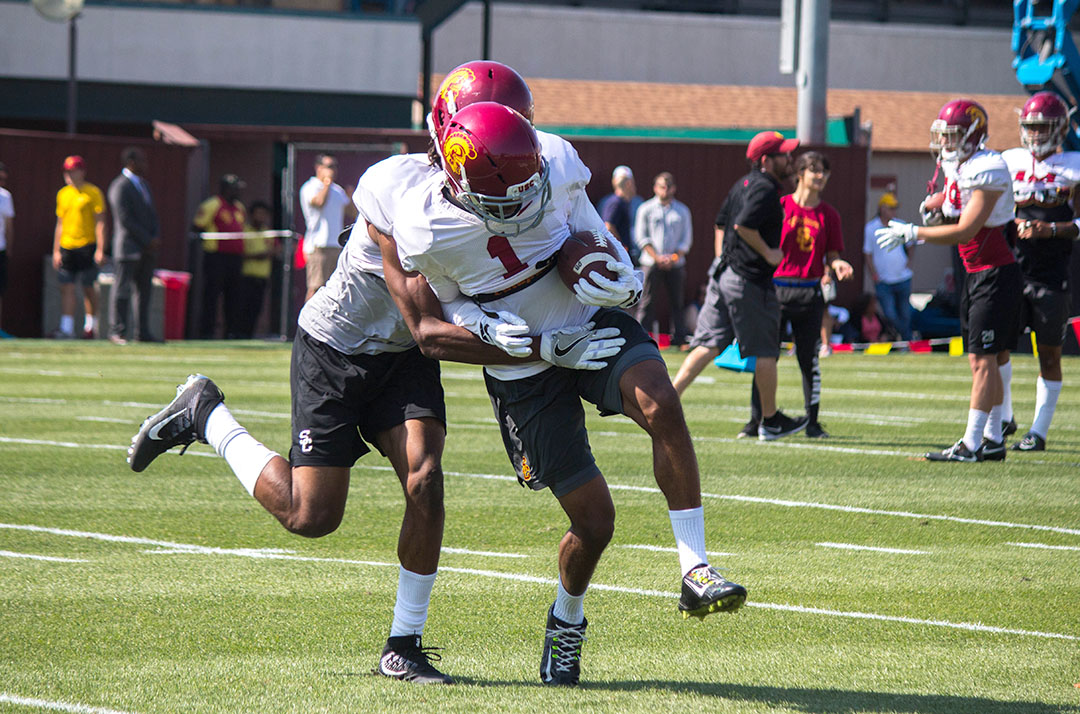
<box><xmin>297</xmin><ymin>153</ymin><xmax>435</xmax><ymax>355</ymax></box>
<box><xmin>941</xmin><ymin>150</ymin><xmax>1015</xmax><ymax>227</ymax></box>
<box><xmin>1002</xmin><ymin>147</ymin><xmax>1080</xmax><ymax>215</ymax></box>
<box><xmin>393</xmin><ymin>137</ymin><xmax>622</xmax><ymax>380</ymax></box>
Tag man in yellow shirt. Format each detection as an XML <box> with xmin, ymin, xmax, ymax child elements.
<box><xmin>53</xmin><ymin>155</ymin><xmax>106</xmax><ymax>339</ymax></box>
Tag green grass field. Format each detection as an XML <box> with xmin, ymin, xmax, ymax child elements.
<box><xmin>1</xmin><ymin>339</ymin><xmax>1078</xmax><ymax>714</ymax></box>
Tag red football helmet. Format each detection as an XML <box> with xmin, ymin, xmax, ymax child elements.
<box><xmin>440</xmin><ymin>101</ymin><xmax>550</xmax><ymax>235</ymax></box>
<box><xmin>430</xmin><ymin>60</ymin><xmax>535</xmax><ymax>144</ymax></box>
<box><xmin>1019</xmin><ymin>91</ymin><xmax>1071</xmax><ymax>158</ymax></box>
<box><xmin>930</xmin><ymin>98</ymin><xmax>989</xmax><ymax>163</ymax></box>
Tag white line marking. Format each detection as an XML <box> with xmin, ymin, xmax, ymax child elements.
<box><xmin>0</xmin><ymin>693</ymin><xmax>136</xmax><ymax>714</ymax></box>
<box><xmin>0</xmin><ymin>396</ymin><xmax>67</xmax><ymax>404</ymax></box>
<box><xmin>7</xmin><ymin>522</ymin><xmax>1077</xmax><ymax>641</ymax></box>
<box><xmin>76</xmin><ymin>416</ymin><xmax>131</xmax><ymax>424</ymax></box>
<box><xmin>617</xmin><ymin>544</ymin><xmax>735</xmax><ymax>557</ymax></box>
<box><xmin>0</xmin><ymin>550</ymin><xmax>88</xmax><ymax>563</ymax></box>
<box><xmin>1007</xmin><ymin>542</ymin><xmax>1080</xmax><ymax>552</ymax></box>
<box><xmin>440</xmin><ymin>547</ymin><xmax>528</xmax><ymax>559</ymax></box>
<box><xmin>0</xmin><ymin>437</ymin><xmax>218</xmax><ymax>459</ymax></box>
<box><xmin>816</xmin><ymin>542</ymin><xmax>929</xmax><ymax>555</ymax></box>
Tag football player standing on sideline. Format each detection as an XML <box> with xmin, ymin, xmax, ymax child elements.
<box><xmin>672</xmin><ymin>131</ymin><xmax>810</xmax><ymax>441</ymax></box>
<box><xmin>390</xmin><ymin>102</ymin><xmax>746</xmax><ymax>688</ymax></box>
<box><xmin>876</xmin><ymin>99</ymin><xmax>1021</xmax><ymax>462</ymax></box>
<box><xmin>998</xmin><ymin>91</ymin><xmax>1080</xmax><ymax>452</ymax></box>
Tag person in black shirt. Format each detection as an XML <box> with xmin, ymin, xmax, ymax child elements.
<box><xmin>672</xmin><ymin>131</ymin><xmax>810</xmax><ymax>441</ymax></box>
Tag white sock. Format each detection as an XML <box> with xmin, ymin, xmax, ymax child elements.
<box><xmin>669</xmin><ymin>506</ymin><xmax>708</xmax><ymax>577</ymax></box>
<box><xmin>204</xmin><ymin>403</ymin><xmax>276</xmax><ymax>496</ymax></box>
<box><xmin>1031</xmin><ymin>377</ymin><xmax>1062</xmax><ymax>439</ymax></box>
<box><xmin>552</xmin><ymin>576</ymin><xmax>586</xmax><ymax>625</ymax></box>
<box><xmin>983</xmin><ymin>404</ymin><xmax>1003</xmax><ymax>442</ymax></box>
<box><xmin>389</xmin><ymin>566</ymin><xmax>436</xmax><ymax>637</ymax></box>
<box><xmin>59</xmin><ymin>315</ymin><xmax>74</xmax><ymax>335</ymax></box>
<box><xmin>999</xmin><ymin>360</ymin><xmax>1013</xmax><ymax>422</ymax></box>
<box><xmin>962</xmin><ymin>408</ymin><xmax>989</xmax><ymax>452</ymax></box>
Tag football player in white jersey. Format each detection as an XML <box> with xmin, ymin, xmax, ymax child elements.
<box><xmin>388</xmin><ymin>100</ymin><xmax>747</xmax><ymax>687</ymax></box>
<box><xmin>126</xmin><ymin>64</ymin><xmax>625</xmax><ymax>686</ymax></box>
<box><xmin>998</xmin><ymin>91</ymin><xmax>1080</xmax><ymax>452</ymax></box>
<box><xmin>877</xmin><ymin>99</ymin><xmax>1023</xmax><ymax>462</ymax></box>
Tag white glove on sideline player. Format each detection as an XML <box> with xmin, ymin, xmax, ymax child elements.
<box><xmin>573</xmin><ymin>262</ymin><xmax>643</xmax><ymax>308</ymax></box>
<box><xmin>540</xmin><ymin>322</ymin><xmax>625</xmax><ymax>370</ymax></box>
<box><xmin>875</xmin><ymin>220</ymin><xmax>919</xmax><ymax>252</ymax></box>
<box><xmin>450</xmin><ymin>301</ymin><xmax>532</xmax><ymax>358</ymax></box>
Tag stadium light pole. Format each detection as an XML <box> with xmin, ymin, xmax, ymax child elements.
<box><xmin>31</xmin><ymin>0</ymin><xmax>84</xmax><ymax>135</ymax></box>
<box><xmin>796</xmin><ymin>0</ymin><xmax>829</xmax><ymax>145</ymax></box>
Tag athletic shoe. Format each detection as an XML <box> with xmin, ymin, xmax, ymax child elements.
<box><xmin>1011</xmin><ymin>432</ymin><xmax>1047</xmax><ymax>452</ymax></box>
<box><xmin>759</xmin><ymin>411</ymin><xmax>809</xmax><ymax>441</ymax></box>
<box><xmin>82</xmin><ymin>327</ymin><xmax>95</xmax><ymax>340</ymax></box>
<box><xmin>736</xmin><ymin>420</ymin><xmax>758</xmax><ymax>439</ymax></box>
<box><xmin>540</xmin><ymin>605</ymin><xmax>587</xmax><ymax>686</ymax></box>
<box><xmin>925</xmin><ymin>439</ymin><xmax>981</xmax><ymax>462</ymax></box>
<box><xmin>818</xmin><ymin>343</ymin><xmax>832</xmax><ymax>359</ymax></box>
<box><xmin>377</xmin><ymin>635</ymin><xmax>454</xmax><ymax>684</ymax></box>
<box><xmin>127</xmin><ymin>374</ymin><xmax>224</xmax><ymax>473</ymax></box>
<box><xmin>805</xmin><ymin>422</ymin><xmax>830</xmax><ymax>439</ymax></box>
<box><xmin>977</xmin><ymin>437</ymin><xmax>1006</xmax><ymax>462</ymax></box>
<box><xmin>1001</xmin><ymin>418</ymin><xmax>1018</xmax><ymax>438</ymax></box>
<box><xmin>678</xmin><ymin>564</ymin><xmax>747</xmax><ymax>619</ymax></box>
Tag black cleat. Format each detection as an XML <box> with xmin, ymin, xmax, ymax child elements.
<box><xmin>736</xmin><ymin>420</ymin><xmax>759</xmax><ymax>439</ymax></box>
<box><xmin>977</xmin><ymin>437</ymin><xmax>1006</xmax><ymax>462</ymax></box>
<box><xmin>1011</xmin><ymin>431</ymin><xmax>1047</xmax><ymax>451</ymax></box>
<box><xmin>805</xmin><ymin>422</ymin><xmax>831</xmax><ymax>439</ymax></box>
<box><xmin>377</xmin><ymin>635</ymin><xmax>454</xmax><ymax>684</ymax></box>
<box><xmin>678</xmin><ymin>564</ymin><xmax>747</xmax><ymax>619</ymax></box>
<box><xmin>925</xmin><ymin>439</ymin><xmax>981</xmax><ymax>462</ymax></box>
<box><xmin>1002</xmin><ymin>418</ymin><xmax>1018</xmax><ymax>438</ymax></box>
<box><xmin>759</xmin><ymin>411</ymin><xmax>809</xmax><ymax>441</ymax></box>
<box><xmin>127</xmin><ymin>374</ymin><xmax>224</xmax><ymax>473</ymax></box>
<box><xmin>540</xmin><ymin>605</ymin><xmax>587</xmax><ymax>686</ymax></box>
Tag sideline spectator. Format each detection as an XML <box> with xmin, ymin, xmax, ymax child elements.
<box><xmin>597</xmin><ymin>165</ymin><xmax>640</xmax><ymax>265</ymax></box>
<box><xmin>53</xmin><ymin>155</ymin><xmax>106</xmax><ymax>339</ymax></box>
<box><xmin>299</xmin><ymin>153</ymin><xmax>349</xmax><ymax>301</ymax></box>
<box><xmin>863</xmin><ymin>193</ymin><xmax>913</xmax><ymax>340</ymax></box>
<box><xmin>749</xmin><ymin>151</ymin><xmax>853</xmax><ymax>438</ymax></box>
<box><xmin>672</xmin><ymin>130</ymin><xmax>809</xmax><ymax>441</ymax></box>
<box><xmin>195</xmin><ymin>174</ymin><xmax>247</xmax><ymax>339</ymax></box>
<box><xmin>0</xmin><ymin>162</ymin><xmax>13</xmax><ymax>336</ymax></box>
<box><xmin>635</xmin><ymin>171</ymin><xmax>692</xmax><ymax>347</ymax></box>
<box><xmin>107</xmin><ymin>147</ymin><xmax>160</xmax><ymax>344</ymax></box>
<box><xmin>850</xmin><ymin>292</ymin><xmax>900</xmax><ymax>343</ymax></box>
<box><xmin>237</xmin><ymin>200</ymin><xmax>275</xmax><ymax>339</ymax></box>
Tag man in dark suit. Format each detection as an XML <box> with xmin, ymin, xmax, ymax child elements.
<box><xmin>107</xmin><ymin>146</ymin><xmax>160</xmax><ymax>343</ymax></box>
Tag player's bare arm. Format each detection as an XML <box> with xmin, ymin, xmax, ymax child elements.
<box><xmin>918</xmin><ymin>188</ymin><xmax>1002</xmax><ymax>245</ymax></box>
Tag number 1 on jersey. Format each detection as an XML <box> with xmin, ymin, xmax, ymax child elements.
<box><xmin>487</xmin><ymin>235</ymin><xmax>529</xmax><ymax>279</ymax></box>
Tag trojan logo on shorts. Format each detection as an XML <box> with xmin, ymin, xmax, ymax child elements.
<box><xmin>299</xmin><ymin>429</ymin><xmax>313</xmax><ymax>454</ymax></box>
<box><xmin>438</xmin><ymin>67</ymin><xmax>476</xmax><ymax>114</ymax></box>
<box><xmin>520</xmin><ymin>455</ymin><xmax>533</xmax><ymax>482</ymax></box>
<box><xmin>443</xmin><ymin>131</ymin><xmax>477</xmax><ymax>175</ymax></box>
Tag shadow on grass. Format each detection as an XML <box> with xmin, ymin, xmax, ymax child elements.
<box><xmin>450</xmin><ymin>678</ymin><xmax>1079</xmax><ymax>713</ymax></box>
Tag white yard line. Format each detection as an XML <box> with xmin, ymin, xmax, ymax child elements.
<box><xmin>75</xmin><ymin>416</ymin><xmax>132</xmax><ymax>424</ymax></box>
<box><xmin>440</xmin><ymin>547</ymin><xmax>528</xmax><ymax>559</ymax></box>
<box><xmin>816</xmin><ymin>542</ymin><xmax>929</xmax><ymax>555</ymax></box>
<box><xmin>5</xmin><ymin>522</ymin><xmax>1077</xmax><ymax>642</ymax></box>
<box><xmin>1007</xmin><ymin>542</ymin><xmax>1080</xmax><ymax>552</ymax></box>
<box><xmin>0</xmin><ymin>693</ymin><xmax>136</xmax><ymax>714</ymax></box>
<box><xmin>0</xmin><ymin>550</ymin><xmax>88</xmax><ymax>562</ymax></box>
<box><xmin>617</xmin><ymin>544</ymin><xmax>735</xmax><ymax>557</ymax></box>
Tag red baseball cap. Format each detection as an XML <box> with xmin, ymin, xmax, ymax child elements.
<box><xmin>63</xmin><ymin>155</ymin><xmax>85</xmax><ymax>172</ymax></box>
<box><xmin>746</xmin><ymin>131</ymin><xmax>799</xmax><ymax>161</ymax></box>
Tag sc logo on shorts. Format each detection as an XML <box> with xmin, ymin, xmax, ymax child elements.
<box><xmin>298</xmin><ymin>429</ymin><xmax>313</xmax><ymax>454</ymax></box>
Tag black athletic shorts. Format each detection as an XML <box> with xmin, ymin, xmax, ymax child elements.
<box><xmin>289</xmin><ymin>328</ymin><xmax>445</xmax><ymax>468</ymax></box>
<box><xmin>960</xmin><ymin>263</ymin><xmax>1022</xmax><ymax>355</ymax></box>
<box><xmin>1018</xmin><ymin>281</ymin><xmax>1070</xmax><ymax>348</ymax></box>
<box><xmin>57</xmin><ymin>244</ymin><xmax>99</xmax><ymax>286</ymax></box>
<box><xmin>484</xmin><ymin>308</ymin><xmax>661</xmax><ymax>498</ymax></box>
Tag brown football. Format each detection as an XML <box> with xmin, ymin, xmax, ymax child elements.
<box><xmin>557</xmin><ymin>229</ymin><xmax>621</xmax><ymax>292</ymax></box>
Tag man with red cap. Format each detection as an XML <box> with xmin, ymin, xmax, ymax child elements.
<box><xmin>673</xmin><ymin>131</ymin><xmax>809</xmax><ymax>440</ymax></box>
<box><xmin>53</xmin><ymin>155</ymin><xmax>106</xmax><ymax>339</ymax></box>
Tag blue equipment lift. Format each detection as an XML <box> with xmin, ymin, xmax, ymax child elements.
<box><xmin>1013</xmin><ymin>0</ymin><xmax>1080</xmax><ymax>149</ymax></box>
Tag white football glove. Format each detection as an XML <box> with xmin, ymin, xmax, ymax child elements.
<box><xmin>875</xmin><ymin>220</ymin><xmax>919</xmax><ymax>252</ymax></box>
<box><xmin>540</xmin><ymin>322</ymin><xmax>626</xmax><ymax>370</ymax></box>
<box><xmin>451</xmin><ymin>301</ymin><xmax>532</xmax><ymax>358</ymax></box>
<box><xmin>573</xmin><ymin>261</ymin><xmax>643</xmax><ymax>308</ymax></box>
<box><xmin>918</xmin><ymin>197</ymin><xmax>945</xmax><ymax>226</ymax></box>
